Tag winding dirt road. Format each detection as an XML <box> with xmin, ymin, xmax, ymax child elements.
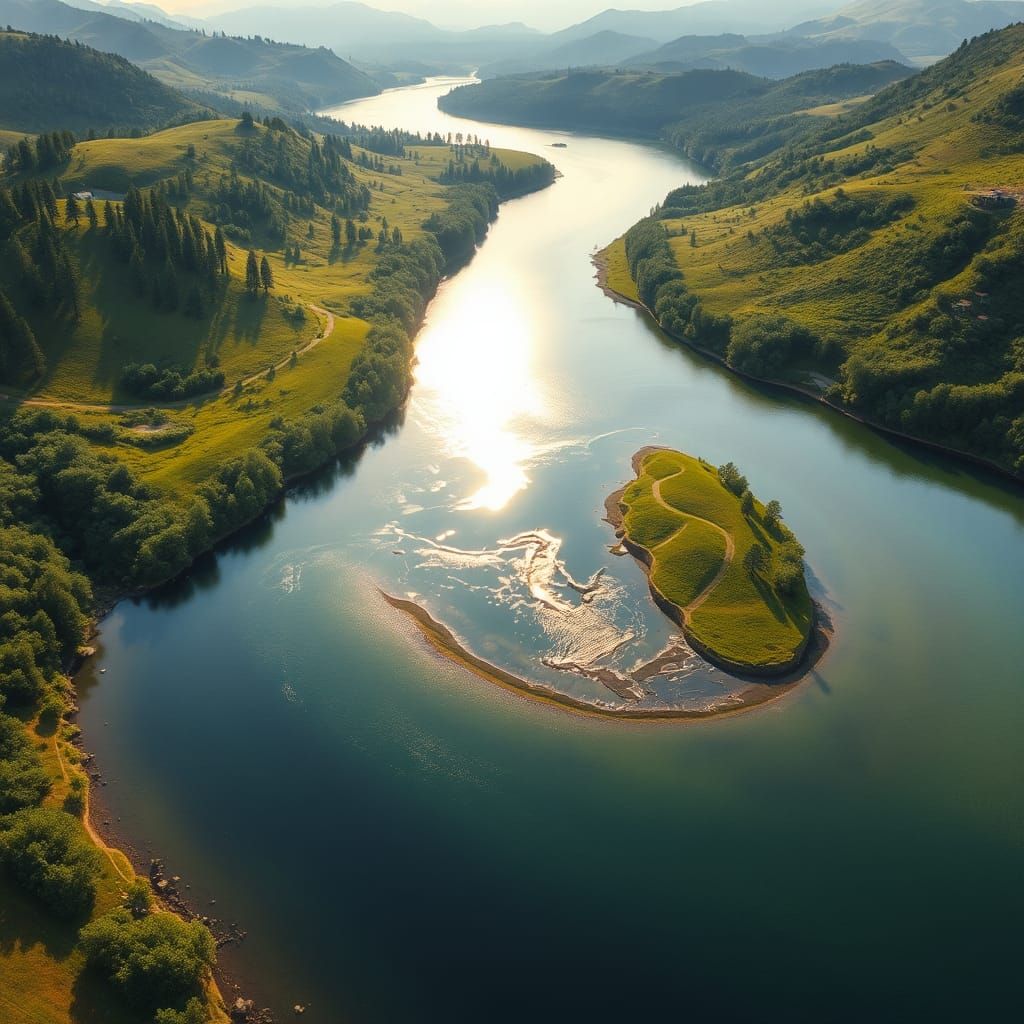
<box><xmin>650</xmin><ymin>468</ymin><xmax>735</xmax><ymax>621</ymax></box>
<box><xmin>0</xmin><ymin>304</ymin><xmax>336</xmax><ymax>414</ymax></box>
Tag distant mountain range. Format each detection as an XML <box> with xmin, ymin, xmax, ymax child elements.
<box><xmin>0</xmin><ymin>0</ymin><xmax>381</xmax><ymax>113</ymax></box>
<box><xmin>781</xmin><ymin>0</ymin><xmax>1024</xmax><ymax>57</ymax></box>
<box><xmin>2</xmin><ymin>0</ymin><xmax>1022</xmax><ymax>114</ymax></box>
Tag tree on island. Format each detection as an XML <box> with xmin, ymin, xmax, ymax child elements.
<box><xmin>744</xmin><ymin>543</ymin><xmax>768</xmax><ymax>576</ymax></box>
<box><xmin>718</xmin><ymin>462</ymin><xmax>748</xmax><ymax>496</ymax></box>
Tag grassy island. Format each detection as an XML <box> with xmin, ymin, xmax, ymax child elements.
<box><xmin>612</xmin><ymin>448</ymin><xmax>814</xmax><ymax>675</ymax></box>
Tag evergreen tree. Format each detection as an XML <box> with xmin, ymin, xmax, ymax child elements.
<box><xmin>345</xmin><ymin>218</ymin><xmax>357</xmax><ymax>246</ymax></box>
<box><xmin>214</xmin><ymin>227</ymin><xmax>228</xmax><ymax>275</ymax></box>
<box><xmin>85</xmin><ymin>199</ymin><xmax>98</xmax><ymax>230</ymax></box>
<box><xmin>259</xmin><ymin>255</ymin><xmax>274</xmax><ymax>292</ymax></box>
<box><xmin>65</xmin><ymin>194</ymin><xmax>80</xmax><ymax>225</ymax></box>
<box><xmin>331</xmin><ymin>213</ymin><xmax>341</xmax><ymax>249</ymax></box>
<box><xmin>245</xmin><ymin>249</ymin><xmax>260</xmax><ymax>294</ymax></box>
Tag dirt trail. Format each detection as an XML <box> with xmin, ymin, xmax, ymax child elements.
<box><xmin>0</xmin><ymin>304</ymin><xmax>336</xmax><ymax>414</ymax></box>
<box><xmin>650</xmin><ymin>469</ymin><xmax>735</xmax><ymax>621</ymax></box>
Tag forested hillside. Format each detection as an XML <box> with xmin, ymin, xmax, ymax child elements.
<box><xmin>0</xmin><ymin>31</ymin><xmax>208</xmax><ymax>134</ymax></box>
<box><xmin>0</xmin><ymin>0</ymin><xmax>380</xmax><ymax>113</ymax></box>
<box><xmin>613</xmin><ymin>24</ymin><xmax>1024</xmax><ymax>475</ymax></box>
<box><xmin>0</xmin><ymin>52</ymin><xmax>554</xmax><ymax>1014</ymax></box>
<box><xmin>439</xmin><ymin>62</ymin><xmax>913</xmax><ymax>147</ymax></box>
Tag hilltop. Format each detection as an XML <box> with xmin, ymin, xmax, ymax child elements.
<box><xmin>439</xmin><ymin>61</ymin><xmax>913</xmax><ymax>143</ymax></box>
<box><xmin>610</xmin><ymin>23</ymin><xmax>1024</xmax><ymax>475</ymax></box>
<box><xmin>0</xmin><ymin>0</ymin><xmax>380</xmax><ymax>113</ymax></box>
<box><xmin>611</xmin><ymin>448</ymin><xmax>814</xmax><ymax>676</ymax></box>
<box><xmin>0</xmin><ymin>30</ymin><xmax>208</xmax><ymax>135</ymax></box>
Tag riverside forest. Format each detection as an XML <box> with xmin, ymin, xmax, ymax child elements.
<box><xmin>0</xmin><ymin>2</ymin><xmax>1021</xmax><ymax>1023</ymax></box>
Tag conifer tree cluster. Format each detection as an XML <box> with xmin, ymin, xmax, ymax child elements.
<box><xmin>106</xmin><ymin>184</ymin><xmax>225</xmax><ymax>317</ymax></box>
<box><xmin>5</xmin><ymin>131</ymin><xmax>76</xmax><ymax>173</ymax></box>
<box><xmin>0</xmin><ymin>179</ymin><xmax>85</xmax><ymax>383</ymax></box>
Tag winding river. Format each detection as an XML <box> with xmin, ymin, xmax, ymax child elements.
<box><xmin>78</xmin><ymin>79</ymin><xmax>1023</xmax><ymax>1021</ymax></box>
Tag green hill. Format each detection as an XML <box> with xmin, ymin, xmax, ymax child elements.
<box><xmin>0</xmin><ymin>30</ymin><xmax>207</xmax><ymax>134</ymax></box>
<box><xmin>438</xmin><ymin>62</ymin><xmax>913</xmax><ymax>144</ymax></box>
<box><xmin>613</xmin><ymin>448</ymin><xmax>813</xmax><ymax>675</ymax></box>
<box><xmin>0</xmin><ymin>0</ymin><xmax>380</xmax><ymax>114</ymax></box>
<box><xmin>612</xmin><ymin>24</ymin><xmax>1024</xmax><ymax>476</ymax></box>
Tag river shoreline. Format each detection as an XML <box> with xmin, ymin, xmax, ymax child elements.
<box><xmin>592</xmin><ymin>251</ymin><xmax>1024</xmax><ymax>485</ymax></box>
<box><xmin>66</xmin><ymin>173</ymin><xmax>559</xmax><ymax>1021</ymax></box>
<box><xmin>381</xmin><ymin>572</ymin><xmax>833</xmax><ymax>722</ymax></box>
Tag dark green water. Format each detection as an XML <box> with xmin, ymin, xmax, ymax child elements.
<box><xmin>78</xmin><ymin>80</ymin><xmax>1024</xmax><ymax>1022</ymax></box>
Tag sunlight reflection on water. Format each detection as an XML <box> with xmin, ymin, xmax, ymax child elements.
<box><xmin>411</xmin><ymin>275</ymin><xmax>543</xmax><ymax>511</ymax></box>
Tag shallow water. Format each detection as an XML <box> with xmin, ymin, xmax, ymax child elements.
<box><xmin>78</xmin><ymin>79</ymin><xmax>1023</xmax><ymax>1021</ymax></box>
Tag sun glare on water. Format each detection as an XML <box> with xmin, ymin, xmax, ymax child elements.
<box><xmin>413</xmin><ymin>276</ymin><xmax>544</xmax><ymax>511</ymax></box>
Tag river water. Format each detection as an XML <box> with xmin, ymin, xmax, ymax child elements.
<box><xmin>78</xmin><ymin>79</ymin><xmax>1023</xmax><ymax>1021</ymax></box>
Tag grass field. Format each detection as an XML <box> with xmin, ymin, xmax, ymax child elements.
<box><xmin>660</xmin><ymin>46</ymin><xmax>1024</xmax><ymax>378</ymax></box>
<box><xmin>3</xmin><ymin>119</ymin><xmax>549</xmax><ymax>495</ymax></box>
<box><xmin>618</xmin><ymin>449</ymin><xmax>813</xmax><ymax>672</ymax></box>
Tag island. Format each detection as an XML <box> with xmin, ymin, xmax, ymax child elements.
<box><xmin>608</xmin><ymin>447</ymin><xmax>815</xmax><ymax>676</ymax></box>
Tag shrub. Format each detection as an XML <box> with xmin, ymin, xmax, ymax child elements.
<box><xmin>717</xmin><ymin>462</ymin><xmax>748</xmax><ymax>496</ymax></box>
<box><xmin>0</xmin><ymin>713</ymin><xmax>51</xmax><ymax>811</ymax></box>
<box><xmin>0</xmin><ymin>806</ymin><xmax>100</xmax><ymax>918</ymax></box>
<box><xmin>80</xmin><ymin>908</ymin><xmax>216</xmax><ymax>1013</ymax></box>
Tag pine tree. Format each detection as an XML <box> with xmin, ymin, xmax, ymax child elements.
<box><xmin>245</xmin><ymin>249</ymin><xmax>260</xmax><ymax>294</ymax></box>
<box><xmin>259</xmin><ymin>255</ymin><xmax>274</xmax><ymax>292</ymax></box>
<box><xmin>215</xmin><ymin>227</ymin><xmax>228</xmax><ymax>275</ymax></box>
<box><xmin>85</xmin><ymin>198</ymin><xmax>98</xmax><ymax>230</ymax></box>
<box><xmin>331</xmin><ymin>213</ymin><xmax>341</xmax><ymax>249</ymax></box>
<box><xmin>65</xmin><ymin>193</ymin><xmax>80</xmax><ymax>225</ymax></box>
<box><xmin>345</xmin><ymin>218</ymin><xmax>357</xmax><ymax>247</ymax></box>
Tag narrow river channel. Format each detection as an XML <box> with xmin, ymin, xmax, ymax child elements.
<box><xmin>77</xmin><ymin>78</ymin><xmax>1023</xmax><ymax>1022</ymax></box>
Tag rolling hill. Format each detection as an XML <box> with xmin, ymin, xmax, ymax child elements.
<box><xmin>439</xmin><ymin>61</ymin><xmax>912</xmax><ymax>145</ymax></box>
<box><xmin>0</xmin><ymin>0</ymin><xmax>380</xmax><ymax>113</ymax></box>
<box><xmin>612</xmin><ymin>23</ymin><xmax>1024</xmax><ymax>475</ymax></box>
<box><xmin>625</xmin><ymin>34</ymin><xmax>908</xmax><ymax>77</ymax></box>
<box><xmin>0</xmin><ymin>30</ymin><xmax>208</xmax><ymax>134</ymax></box>
<box><xmin>782</xmin><ymin>0</ymin><xmax>1024</xmax><ymax>58</ymax></box>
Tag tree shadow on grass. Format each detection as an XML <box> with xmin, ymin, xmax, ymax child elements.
<box><xmin>0</xmin><ymin>876</ymin><xmax>81</xmax><ymax>961</ymax></box>
<box><xmin>70</xmin><ymin>968</ymin><xmax>138</xmax><ymax>1024</ymax></box>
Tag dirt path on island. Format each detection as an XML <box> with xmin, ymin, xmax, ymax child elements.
<box><xmin>0</xmin><ymin>304</ymin><xmax>336</xmax><ymax>414</ymax></box>
<box><xmin>650</xmin><ymin>469</ymin><xmax>735</xmax><ymax>622</ymax></box>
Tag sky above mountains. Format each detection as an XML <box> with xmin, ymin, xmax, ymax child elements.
<box><xmin>148</xmin><ymin>0</ymin><xmax>826</xmax><ymax>32</ymax></box>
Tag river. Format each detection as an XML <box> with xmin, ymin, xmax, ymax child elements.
<box><xmin>77</xmin><ymin>78</ymin><xmax>1023</xmax><ymax>1021</ymax></box>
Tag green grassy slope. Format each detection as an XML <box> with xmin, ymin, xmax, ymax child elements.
<box><xmin>618</xmin><ymin>449</ymin><xmax>813</xmax><ymax>673</ymax></box>
<box><xmin>622</xmin><ymin>24</ymin><xmax>1024</xmax><ymax>475</ymax></box>
<box><xmin>2</xmin><ymin>118</ymin><xmax>551</xmax><ymax>493</ymax></box>
<box><xmin>0</xmin><ymin>31</ymin><xmax>207</xmax><ymax>135</ymax></box>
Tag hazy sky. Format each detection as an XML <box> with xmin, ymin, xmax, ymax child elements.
<box><xmin>151</xmin><ymin>0</ymin><xmax>721</xmax><ymax>33</ymax></box>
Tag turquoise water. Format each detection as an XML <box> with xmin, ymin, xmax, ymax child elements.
<box><xmin>78</xmin><ymin>80</ymin><xmax>1024</xmax><ymax>1021</ymax></box>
